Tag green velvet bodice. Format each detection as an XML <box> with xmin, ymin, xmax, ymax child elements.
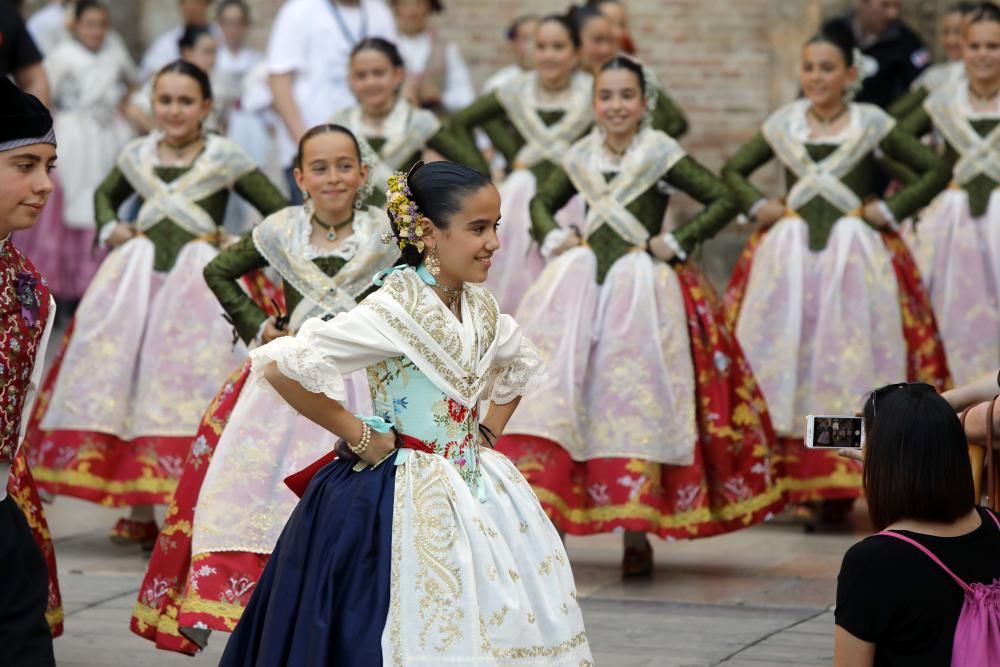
<box><xmin>722</xmin><ymin>125</ymin><xmax>949</xmax><ymax>250</ymax></box>
<box><xmin>435</xmin><ymin>92</ymin><xmax>567</xmax><ymax>182</ymax></box>
<box><xmin>530</xmin><ymin>155</ymin><xmax>735</xmax><ymax>284</ymax></box>
<box><xmin>887</xmin><ymin>85</ymin><xmax>929</xmax><ymax>120</ymax></box>
<box><xmin>439</xmin><ymin>87</ymin><xmax>689</xmax><ymax>182</ymax></box>
<box><xmin>900</xmin><ymin>108</ymin><xmax>1000</xmax><ymax>217</ymax></box>
<box><xmin>202</xmin><ymin>233</ymin><xmax>349</xmax><ymax>344</ymax></box>
<box><xmin>94</xmin><ymin>166</ymin><xmax>287</xmax><ymax>272</ymax></box>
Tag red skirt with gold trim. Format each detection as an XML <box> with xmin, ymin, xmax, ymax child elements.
<box><xmin>497</xmin><ymin>264</ymin><xmax>785</xmax><ymax>539</ymax></box>
<box><xmin>724</xmin><ymin>230</ymin><xmax>951</xmax><ymax>504</ymax></box>
<box><xmin>130</xmin><ymin>363</ymin><xmax>254</xmax><ymax>654</ymax></box>
<box><xmin>25</xmin><ymin>273</ymin><xmax>285</xmax><ymax>508</ymax></box>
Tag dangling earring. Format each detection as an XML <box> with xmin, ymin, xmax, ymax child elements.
<box><xmin>425</xmin><ymin>248</ymin><xmax>441</xmax><ymax>277</ymax></box>
<box><xmin>302</xmin><ymin>190</ymin><xmax>312</xmax><ymax>216</ymax></box>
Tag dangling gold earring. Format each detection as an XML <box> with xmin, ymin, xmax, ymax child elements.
<box><xmin>426</xmin><ymin>248</ymin><xmax>441</xmax><ymax>277</ymax></box>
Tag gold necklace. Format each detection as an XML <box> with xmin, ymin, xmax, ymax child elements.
<box><xmin>164</xmin><ymin>134</ymin><xmax>203</xmax><ymax>159</ymax></box>
<box><xmin>808</xmin><ymin>105</ymin><xmax>849</xmax><ymax>131</ymax></box>
<box><xmin>433</xmin><ymin>283</ymin><xmax>465</xmax><ymax>314</ymax></box>
<box><xmin>312</xmin><ymin>214</ymin><xmax>354</xmax><ymax>242</ymax></box>
<box><xmin>969</xmin><ymin>83</ymin><xmax>1000</xmax><ymax>108</ymax></box>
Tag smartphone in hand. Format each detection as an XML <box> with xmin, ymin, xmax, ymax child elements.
<box><xmin>805</xmin><ymin>415</ymin><xmax>864</xmax><ymax>449</ymax></box>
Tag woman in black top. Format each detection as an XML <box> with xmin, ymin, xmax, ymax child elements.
<box><xmin>835</xmin><ymin>383</ymin><xmax>1000</xmax><ymax>666</ymax></box>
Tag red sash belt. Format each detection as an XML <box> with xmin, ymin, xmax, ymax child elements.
<box><xmin>284</xmin><ymin>434</ymin><xmax>435</xmax><ymax>498</ymax></box>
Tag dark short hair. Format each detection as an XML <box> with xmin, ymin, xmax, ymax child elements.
<box><xmin>968</xmin><ymin>1</ymin><xmax>1000</xmax><ymax>27</ymax></box>
<box><xmin>538</xmin><ymin>13</ymin><xmax>581</xmax><ymax>49</ymax></box>
<box><xmin>74</xmin><ymin>0</ymin><xmax>107</xmax><ymax>21</ymax></box>
<box><xmin>805</xmin><ymin>32</ymin><xmax>855</xmax><ymax>67</ymax></box>
<box><xmin>391</xmin><ymin>0</ymin><xmax>444</xmax><ymax>12</ymax></box>
<box><xmin>394</xmin><ymin>161</ymin><xmax>492</xmax><ymax>267</ymax></box>
<box><xmin>155</xmin><ymin>59</ymin><xmax>213</xmax><ymax>100</ymax></box>
<box><xmin>568</xmin><ymin>3</ymin><xmax>607</xmax><ymax>38</ymax></box>
<box><xmin>599</xmin><ymin>55</ymin><xmax>645</xmax><ymax>96</ymax></box>
<box><xmin>944</xmin><ymin>1</ymin><xmax>978</xmax><ymax>17</ymax></box>
<box><xmin>862</xmin><ymin>383</ymin><xmax>974</xmax><ymax>532</ymax></box>
<box><xmin>217</xmin><ymin>0</ymin><xmax>251</xmax><ymax>23</ymax></box>
<box><xmin>351</xmin><ymin>37</ymin><xmax>405</xmax><ymax>69</ymax></box>
<box><xmin>506</xmin><ymin>14</ymin><xmax>539</xmax><ymax>41</ymax></box>
<box><xmin>294</xmin><ymin>124</ymin><xmax>362</xmax><ymax>170</ymax></box>
<box><xmin>178</xmin><ymin>24</ymin><xmax>215</xmax><ymax>52</ymax></box>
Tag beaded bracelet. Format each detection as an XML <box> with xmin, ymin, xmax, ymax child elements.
<box><xmin>349</xmin><ymin>421</ymin><xmax>372</xmax><ymax>456</ymax></box>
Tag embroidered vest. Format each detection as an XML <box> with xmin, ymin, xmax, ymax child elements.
<box><xmin>0</xmin><ymin>242</ymin><xmax>51</xmax><ymax>462</ymax></box>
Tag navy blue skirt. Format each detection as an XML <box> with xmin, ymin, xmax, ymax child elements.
<box><xmin>220</xmin><ymin>459</ymin><xmax>396</xmax><ymax>666</ymax></box>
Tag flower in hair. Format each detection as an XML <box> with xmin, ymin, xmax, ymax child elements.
<box><xmin>383</xmin><ymin>170</ymin><xmax>427</xmax><ymax>252</ymax></box>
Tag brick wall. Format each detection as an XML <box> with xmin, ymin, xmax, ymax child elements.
<box><xmin>20</xmin><ymin>0</ymin><xmax>961</xmax><ymax>279</ymax></box>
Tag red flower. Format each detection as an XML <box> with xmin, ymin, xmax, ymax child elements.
<box><xmin>447</xmin><ymin>399</ymin><xmax>468</xmax><ymax>423</ymax></box>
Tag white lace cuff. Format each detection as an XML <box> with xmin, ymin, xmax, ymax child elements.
<box><xmin>249</xmin><ymin>334</ymin><xmax>347</xmax><ymax>401</ymax></box>
<box><xmin>97</xmin><ymin>221</ymin><xmax>120</xmax><ymax>247</ymax></box>
<box><xmin>483</xmin><ymin>336</ymin><xmax>545</xmax><ymax>404</ymax></box>
<box><xmin>540</xmin><ymin>228</ymin><xmax>572</xmax><ymax>259</ymax></box>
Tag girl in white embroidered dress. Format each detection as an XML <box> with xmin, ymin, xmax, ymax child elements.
<box><xmin>221</xmin><ymin>161</ymin><xmax>592</xmax><ymax>666</ymax></box>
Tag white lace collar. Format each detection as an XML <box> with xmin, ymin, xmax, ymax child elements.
<box><xmin>297</xmin><ymin>211</ymin><xmax>361</xmax><ymax>261</ymax></box>
<box><xmin>787</xmin><ymin>100</ymin><xmax>862</xmax><ymax>145</ymax></box>
<box><xmin>955</xmin><ymin>83</ymin><xmax>1000</xmax><ymax>121</ymax></box>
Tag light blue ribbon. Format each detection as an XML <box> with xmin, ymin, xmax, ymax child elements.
<box><xmin>371</xmin><ymin>263</ymin><xmax>436</xmax><ymax>287</ymax></box>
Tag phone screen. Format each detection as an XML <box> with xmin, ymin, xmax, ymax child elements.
<box><xmin>806</xmin><ymin>415</ymin><xmax>864</xmax><ymax>449</ymax></box>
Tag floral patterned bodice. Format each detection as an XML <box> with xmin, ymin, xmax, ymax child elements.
<box><xmin>0</xmin><ymin>240</ymin><xmax>51</xmax><ymax>462</ymax></box>
<box><xmin>368</xmin><ymin>356</ymin><xmax>483</xmax><ymax>492</ymax></box>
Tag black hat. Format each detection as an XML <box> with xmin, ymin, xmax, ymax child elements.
<box><xmin>0</xmin><ymin>77</ymin><xmax>56</xmax><ymax>152</ymax></box>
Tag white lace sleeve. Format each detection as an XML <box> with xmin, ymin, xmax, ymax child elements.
<box><xmin>483</xmin><ymin>315</ymin><xmax>545</xmax><ymax>404</ymax></box>
<box><xmin>249</xmin><ymin>309</ymin><xmax>398</xmax><ymax>401</ymax></box>
<box><xmin>250</xmin><ymin>333</ymin><xmax>348</xmax><ymax>400</ymax></box>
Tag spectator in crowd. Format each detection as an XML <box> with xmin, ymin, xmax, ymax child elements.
<box><xmin>942</xmin><ymin>369</ymin><xmax>1000</xmax><ymax>442</ymax></box>
<box><xmin>1</xmin><ymin>0</ymin><xmax>49</xmax><ymax>105</ymax></box>
<box><xmin>139</xmin><ymin>0</ymin><xmax>219</xmax><ymax>81</ymax></box>
<box><xmin>267</xmin><ymin>0</ymin><xmax>396</xmax><ymax>203</ymax></box>
<box><xmin>587</xmin><ymin>0</ymin><xmax>636</xmax><ymax>54</ymax></box>
<box><xmin>482</xmin><ymin>14</ymin><xmax>538</xmax><ymax>94</ymax></box>
<box><xmin>822</xmin><ymin>0</ymin><xmax>930</xmax><ymax>108</ymax></box>
<box><xmin>392</xmin><ymin>0</ymin><xmax>474</xmax><ymax>115</ymax></box>
<box><xmin>835</xmin><ymin>383</ymin><xmax>1000</xmax><ymax>666</ymax></box>
<box><xmin>25</xmin><ymin>0</ymin><xmax>70</xmax><ymax>55</ymax></box>
<box><xmin>214</xmin><ymin>0</ymin><xmax>261</xmax><ymax>127</ymax></box>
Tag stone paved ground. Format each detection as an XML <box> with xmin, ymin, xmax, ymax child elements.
<box><xmin>44</xmin><ymin>496</ymin><xmax>868</xmax><ymax>666</ymax></box>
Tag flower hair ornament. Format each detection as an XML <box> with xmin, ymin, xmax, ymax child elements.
<box><xmin>354</xmin><ymin>134</ymin><xmax>379</xmax><ymax>209</ymax></box>
<box><xmin>638</xmin><ymin>61</ymin><xmax>662</xmax><ymax>127</ymax></box>
<box><xmin>381</xmin><ymin>161</ymin><xmax>428</xmax><ymax>252</ymax></box>
<box><xmin>848</xmin><ymin>47</ymin><xmax>878</xmax><ymax>101</ymax></box>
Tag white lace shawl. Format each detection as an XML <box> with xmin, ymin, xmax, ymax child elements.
<box><xmin>249</xmin><ymin>267</ymin><xmax>543</xmax><ymax>407</ymax></box>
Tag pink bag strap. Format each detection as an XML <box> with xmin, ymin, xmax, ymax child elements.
<box><xmin>880</xmin><ymin>531</ymin><xmax>973</xmax><ymax>593</ymax></box>
<box><xmin>879</xmin><ymin>511</ymin><xmax>1000</xmax><ymax>595</ymax></box>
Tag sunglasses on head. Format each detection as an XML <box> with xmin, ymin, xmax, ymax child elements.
<box><xmin>868</xmin><ymin>382</ymin><xmax>936</xmax><ymax>421</ymax></box>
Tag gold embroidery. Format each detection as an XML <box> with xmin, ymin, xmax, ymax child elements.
<box><xmin>477</xmin><ymin>616</ymin><xmax>590</xmax><ymax>660</ymax></box>
<box><xmin>409</xmin><ymin>455</ymin><xmax>464</xmax><ymax>653</ymax></box>
<box><xmin>363</xmin><ymin>269</ymin><xmax>500</xmax><ymax>403</ymax></box>
<box><xmin>488</xmin><ymin>606</ymin><xmax>509</xmax><ymax>627</ymax></box>
<box><xmin>534</xmin><ymin>482</ymin><xmax>784</xmax><ymax>531</ymax></box>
